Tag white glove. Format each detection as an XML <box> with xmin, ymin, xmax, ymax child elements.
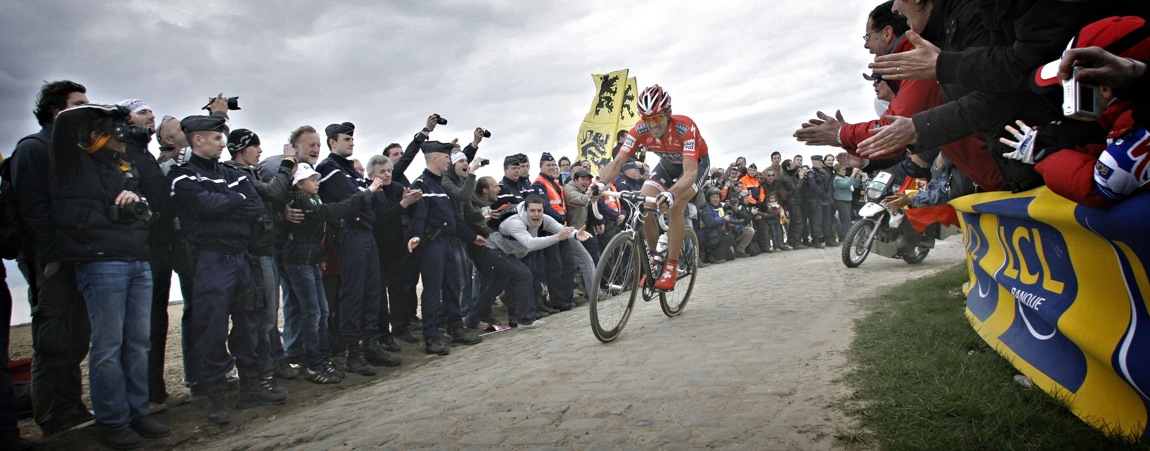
<box><xmin>1000</xmin><ymin>120</ymin><xmax>1041</xmax><ymax>165</ymax></box>
<box><xmin>655</xmin><ymin>191</ymin><xmax>674</xmax><ymax>208</ymax></box>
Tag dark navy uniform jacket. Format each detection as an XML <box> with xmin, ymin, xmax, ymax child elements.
<box><xmin>408</xmin><ymin>169</ymin><xmax>476</xmax><ymax>245</ymax></box>
<box><xmin>316</xmin><ymin>153</ymin><xmax>374</xmax><ymax>229</ymax></box>
<box><xmin>168</xmin><ymin>153</ymin><xmax>264</xmax><ymax>251</ymax></box>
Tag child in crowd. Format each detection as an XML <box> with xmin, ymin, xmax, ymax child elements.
<box><xmin>281</xmin><ymin>163</ymin><xmax>382</xmax><ymax>384</ymax></box>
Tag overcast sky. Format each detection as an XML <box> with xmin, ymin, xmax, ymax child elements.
<box><xmin>1</xmin><ymin>0</ymin><xmax>884</xmax><ymax>323</ymax></box>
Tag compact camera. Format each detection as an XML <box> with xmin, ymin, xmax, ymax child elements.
<box><xmin>1062</xmin><ymin>67</ymin><xmax>1101</xmax><ymax>121</ymax></box>
<box><xmin>202</xmin><ymin>96</ymin><xmax>241</xmax><ymax>111</ymax></box>
<box><xmin>481</xmin><ymin>128</ymin><xmax>492</xmax><ymax>138</ymax></box>
<box><xmin>433</xmin><ymin>114</ymin><xmax>448</xmax><ymax>125</ymax></box>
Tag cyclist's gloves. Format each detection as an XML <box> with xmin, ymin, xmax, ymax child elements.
<box><xmin>655</xmin><ymin>191</ymin><xmax>674</xmax><ymax>208</ymax></box>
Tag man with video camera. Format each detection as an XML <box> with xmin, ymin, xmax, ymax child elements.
<box><xmin>51</xmin><ymin>104</ymin><xmax>168</xmax><ymax>448</ymax></box>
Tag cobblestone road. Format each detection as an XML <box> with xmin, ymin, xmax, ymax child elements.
<box><xmin>191</xmin><ymin>241</ymin><xmax>965</xmax><ymax>450</ymax></box>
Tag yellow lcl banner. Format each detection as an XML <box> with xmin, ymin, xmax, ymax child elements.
<box><xmin>577</xmin><ymin>70</ymin><xmax>639</xmax><ymax>172</ymax></box>
<box><xmin>952</xmin><ymin>187</ymin><xmax>1150</xmax><ymax>442</ymax></box>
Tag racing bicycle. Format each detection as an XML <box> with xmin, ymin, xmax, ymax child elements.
<box><xmin>588</xmin><ymin>190</ymin><xmax>699</xmax><ymax>343</ymax></box>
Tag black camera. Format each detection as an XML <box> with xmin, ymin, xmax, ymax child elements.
<box><xmin>202</xmin><ymin>96</ymin><xmax>241</xmax><ymax>111</ymax></box>
<box><xmin>112</xmin><ymin>121</ymin><xmax>152</xmax><ymax>143</ymax></box>
<box><xmin>433</xmin><ymin>114</ymin><xmax>448</xmax><ymax>125</ymax></box>
<box><xmin>481</xmin><ymin>128</ymin><xmax>492</xmax><ymax>138</ymax></box>
<box><xmin>479</xmin><ymin>158</ymin><xmax>490</xmax><ymax>167</ymax></box>
<box><xmin>109</xmin><ymin>199</ymin><xmax>153</xmax><ymax>223</ymax></box>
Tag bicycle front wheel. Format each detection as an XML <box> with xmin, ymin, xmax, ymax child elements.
<box><xmin>659</xmin><ymin>228</ymin><xmax>698</xmax><ymax>317</ymax></box>
<box><xmin>590</xmin><ymin>231</ymin><xmax>640</xmax><ymax>343</ymax></box>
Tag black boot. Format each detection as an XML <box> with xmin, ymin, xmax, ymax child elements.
<box><xmin>425</xmin><ymin>336</ymin><xmax>450</xmax><ymax>355</ymax></box>
<box><xmin>207</xmin><ymin>393</ymin><xmax>230</xmax><ymax>425</ymax></box>
<box><xmin>236</xmin><ymin>377</ymin><xmax>288</xmax><ymax>410</ymax></box>
<box><xmin>363</xmin><ymin>339</ymin><xmax>402</xmax><ymax>367</ymax></box>
<box><xmin>535</xmin><ymin>295</ymin><xmax>558</xmax><ymax>315</ymax></box>
<box><xmin>448</xmin><ymin>328</ymin><xmax>483</xmax><ymax>346</ymax></box>
<box><xmin>344</xmin><ymin>342</ymin><xmax>377</xmax><ymax>376</ymax></box>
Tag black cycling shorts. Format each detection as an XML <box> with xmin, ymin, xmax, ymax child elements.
<box><xmin>645</xmin><ymin>155</ymin><xmax>711</xmax><ymax>194</ymax></box>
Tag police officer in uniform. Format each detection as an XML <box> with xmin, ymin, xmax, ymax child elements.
<box><xmin>315</xmin><ymin>122</ymin><xmax>400</xmax><ymax>374</ymax></box>
<box><xmin>407</xmin><ymin>141</ymin><xmax>486</xmax><ymax>355</ymax></box>
<box><xmin>167</xmin><ymin>115</ymin><xmax>283</xmax><ymax>424</ymax></box>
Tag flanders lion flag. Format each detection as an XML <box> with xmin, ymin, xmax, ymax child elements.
<box><xmin>577</xmin><ymin>69</ymin><xmax>639</xmax><ymax>173</ymax></box>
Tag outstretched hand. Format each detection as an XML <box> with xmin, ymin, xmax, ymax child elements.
<box><xmin>869</xmin><ymin>31</ymin><xmax>940</xmax><ymax>81</ymax></box>
<box><xmin>793</xmin><ymin>110</ymin><xmax>846</xmax><ymax>147</ymax></box>
<box><xmin>858</xmin><ymin>115</ymin><xmax>916</xmax><ymax>158</ymax></box>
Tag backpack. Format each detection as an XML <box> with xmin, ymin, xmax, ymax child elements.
<box><xmin>0</xmin><ymin>136</ymin><xmax>39</xmax><ymax>260</ymax></box>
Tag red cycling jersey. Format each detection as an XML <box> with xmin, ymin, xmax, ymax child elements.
<box><xmin>618</xmin><ymin>115</ymin><xmax>709</xmax><ymax>165</ymax></box>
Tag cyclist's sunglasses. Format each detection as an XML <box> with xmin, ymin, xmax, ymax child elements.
<box><xmin>642</xmin><ymin>112</ymin><xmax>668</xmax><ymax>124</ymax></box>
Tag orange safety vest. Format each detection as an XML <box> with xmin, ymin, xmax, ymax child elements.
<box><xmin>603</xmin><ymin>183</ymin><xmax>621</xmax><ymax>214</ymax></box>
<box><xmin>534</xmin><ymin>174</ymin><xmax>566</xmax><ymax>216</ymax></box>
<box><xmin>739</xmin><ymin>174</ymin><xmax>765</xmax><ymax>204</ymax></box>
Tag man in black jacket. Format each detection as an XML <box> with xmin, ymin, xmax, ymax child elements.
<box><xmin>10</xmin><ymin>80</ymin><xmax>93</xmax><ymax>437</ymax></box>
<box><xmin>368</xmin><ymin>155</ymin><xmax>423</xmax><ymax>346</ymax></box>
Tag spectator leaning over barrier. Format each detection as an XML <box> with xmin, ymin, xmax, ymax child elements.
<box><xmin>1001</xmin><ymin>15</ymin><xmax>1150</xmax><ymax>207</ymax></box>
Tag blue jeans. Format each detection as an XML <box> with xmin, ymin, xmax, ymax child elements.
<box><xmin>275</xmin><ymin>252</ymin><xmax>302</xmax><ymax>362</ymax></box>
<box><xmin>282</xmin><ymin>264</ymin><xmax>331</xmax><ymax>370</ymax></box>
<box><xmin>75</xmin><ymin>261</ymin><xmax>153</xmax><ymax>430</ymax></box>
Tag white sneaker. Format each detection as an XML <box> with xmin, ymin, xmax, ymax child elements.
<box><xmin>518</xmin><ymin>320</ymin><xmax>546</xmax><ymax>329</ymax></box>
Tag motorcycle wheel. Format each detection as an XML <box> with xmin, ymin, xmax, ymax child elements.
<box><xmin>902</xmin><ymin>243</ymin><xmax>930</xmax><ymax>264</ymax></box>
<box><xmin>842</xmin><ymin>218</ymin><xmax>875</xmax><ymax>268</ymax></box>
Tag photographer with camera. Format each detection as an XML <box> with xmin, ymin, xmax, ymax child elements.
<box><xmin>699</xmin><ymin>188</ymin><xmax>736</xmax><ymax>263</ymax></box>
<box><xmin>780</xmin><ymin>160</ymin><xmax>808</xmax><ymax>249</ymax></box>
<box><xmin>50</xmin><ymin>104</ymin><xmax>168</xmax><ymax>448</ymax></box>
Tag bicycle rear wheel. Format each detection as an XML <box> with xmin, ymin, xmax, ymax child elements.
<box><xmin>590</xmin><ymin>231</ymin><xmax>640</xmax><ymax>342</ymax></box>
<box><xmin>659</xmin><ymin>228</ymin><xmax>698</xmax><ymax>317</ymax></box>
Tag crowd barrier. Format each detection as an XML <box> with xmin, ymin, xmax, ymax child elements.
<box><xmin>952</xmin><ymin>187</ymin><xmax>1150</xmax><ymax>442</ymax></box>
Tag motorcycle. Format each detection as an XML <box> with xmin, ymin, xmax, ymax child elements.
<box><xmin>841</xmin><ymin>171</ymin><xmax>933</xmax><ymax>267</ymax></box>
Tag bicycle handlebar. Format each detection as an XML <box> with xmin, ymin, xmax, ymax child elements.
<box><xmin>591</xmin><ymin>190</ymin><xmax>669</xmax><ymax>232</ymax></box>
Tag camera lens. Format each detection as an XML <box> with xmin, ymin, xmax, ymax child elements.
<box><xmin>482</xmin><ymin>129</ymin><xmax>492</xmax><ymax>138</ymax></box>
<box><xmin>434</xmin><ymin>114</ymin><xmax>448</xmax><ymax>125</ymax></box>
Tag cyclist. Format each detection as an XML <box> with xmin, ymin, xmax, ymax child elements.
<box><xmin>595</xmin><ymin>84</ymin><xmax>710</xmax><ymax>291</ymax></box>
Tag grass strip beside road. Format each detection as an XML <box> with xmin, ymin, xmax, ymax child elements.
<box><xmin>838</xmin><ymin>264</ymin><xmax>1142</xmax><ymax>449</ymax></box>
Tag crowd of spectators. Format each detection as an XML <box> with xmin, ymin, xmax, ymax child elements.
<box><xmin>0</xmin><ymin>83</ymin><xmax>656</xmax><ymax>448</ymax></box>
